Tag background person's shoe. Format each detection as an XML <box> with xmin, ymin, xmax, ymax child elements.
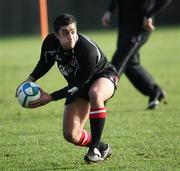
<box><xmin>147</xmin><ymin>89</ymin><xmax>167</xmax><ymax>109</ymax></box>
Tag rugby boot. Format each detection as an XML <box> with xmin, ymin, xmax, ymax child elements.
<box><xmin>99</xmin><ymin>144</ymin><xmax>112</xmax><ymax>159</ymax></box>
<box><xmin>84</xmin><ymin>147</ymin><xmax>104</xmax><ymax>163</ymax></box>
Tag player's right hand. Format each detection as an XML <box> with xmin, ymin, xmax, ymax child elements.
<box><xmin>143</xmin><ymin>17</ymin><xmax>155</xmax><ymax>32</ymax></box>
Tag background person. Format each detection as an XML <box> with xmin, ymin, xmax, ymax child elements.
<box><xmin>102</xmin><ymin>0</ymin><xmax>172</xmax><ymax>109</ymax></box>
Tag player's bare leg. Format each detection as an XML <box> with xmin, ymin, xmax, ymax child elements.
<box><xmin>84</xmin><ymin>78</ymin><xmax>114</xmax><ymax>163</ymax></box>
<box><xmin>63</xmin><ymin>98</ymin><xmax>91</xmax><ymax>146</ymax></box>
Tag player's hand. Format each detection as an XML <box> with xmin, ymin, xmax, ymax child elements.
<box><xmin>143</xmin><ymin>17</ymin><xmax>155</xmax><ymax>32</ymax></box>
<box><xmin>29</xmin><ymin>88</ymin><xmax>53</xmax><ymax>108</ymax></box>
<box><xmin>102</xmin><ymin>11</ymin><xmax>111</xmax><ymax>27</ymax></box>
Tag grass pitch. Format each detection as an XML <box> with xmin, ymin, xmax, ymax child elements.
<box><xmin>0</xmin><ymin>26</ymin><xmax>180</xmax><ymax>171</ymax></box>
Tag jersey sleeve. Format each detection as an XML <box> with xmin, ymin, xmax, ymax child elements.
<box><xmin>144</xmin><ymin>0</ymin><xmax>173</xmax><ymax>18</ymax></box>
<box><xmin>30</xmin><ymin>34</ymin><xmax>56</xmax><ymax>81</ymax></box>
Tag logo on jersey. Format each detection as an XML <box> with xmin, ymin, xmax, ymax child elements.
<box><xmin>58</xmin><ymin>57</ymin><xmax>79</xmax><ymax>77</ymax></box>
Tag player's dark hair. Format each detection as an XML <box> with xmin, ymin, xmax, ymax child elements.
<box><xmin>53</xmin><ymin>13</ymin><xmax>77</xmax><ymax>33</ymax></box>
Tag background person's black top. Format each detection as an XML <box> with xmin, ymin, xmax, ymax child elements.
<box><xmin>107</xmin><ymin>0</ymin><xmax>173</xmax><ymax>31</ymax></box>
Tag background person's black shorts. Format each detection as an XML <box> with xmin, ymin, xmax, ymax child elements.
<box><xmin>65</xmin><ymin>66</ymin><xmax>119</xmax><ymax>105</ymax></box>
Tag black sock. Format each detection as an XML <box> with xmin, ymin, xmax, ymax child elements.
<box><xmin>90</xmin><ymin>118</ymin><xmax>105</xmax><ymax>150</ymax></box>
<box><xmin>89</xmin><ymin>107</ymin><xmax>107</xmax><ymax>150</ymax></box>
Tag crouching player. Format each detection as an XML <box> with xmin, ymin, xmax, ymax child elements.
<box><xmin>16</xmin><ymin>13</ymin><xmax>119</xmax><ymax>163</ymax></box>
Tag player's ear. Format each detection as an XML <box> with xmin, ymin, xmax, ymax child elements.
<box><xmin>54</xmin><ymin>32</ymin><xmax>60</xmax><ymax>39</ymax></box>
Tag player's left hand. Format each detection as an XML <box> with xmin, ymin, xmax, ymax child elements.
<box><xmin>30</xmin><ymin>88</ymin><xmax>53</xmax><ymax>108</ymax></box>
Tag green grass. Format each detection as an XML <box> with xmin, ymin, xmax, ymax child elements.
<box><xmin>0</xmin><ymin>26</ymin><xmax>180</xmax><ymax>171</ymax></box>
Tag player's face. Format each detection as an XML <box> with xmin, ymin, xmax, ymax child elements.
<box><xmin>56</xmin><ymin>23</ymin><xmax>77</xmax><ymax>50</ymax></box>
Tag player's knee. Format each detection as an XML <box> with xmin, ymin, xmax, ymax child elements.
<box><xmin>63</xmin><ymin>130</ymin><xmax>80</xmax><ymax>144</ymax></box>
<box><xmin>89</xmin><ymin>89</ymin><xmax>102</xmax><ymax>103</ymax></box>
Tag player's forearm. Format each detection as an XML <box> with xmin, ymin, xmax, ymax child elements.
<box><xmin>50</xmin><ymin>87</ymin><xmax>68</xmax><ymax>101</ymax></box>
<box><xmin>145</xmin><ymin>0</ymin><xmax>173</xmax><ymax>18</ymax></box>
<box><xmin>30</xmin><ymin>54</ymin><xmax>55</xmax><ymax>81</ymax></box>
<box><xmin>50</xmin><ymin>80</ymin><xmax>88</xmax><ymax>101</ymax></box>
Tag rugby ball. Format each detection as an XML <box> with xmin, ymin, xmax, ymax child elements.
<box><xmin>16</xmin><ymin>82</ymin><xmax>41</xmax><ymax>108</ymax></box>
